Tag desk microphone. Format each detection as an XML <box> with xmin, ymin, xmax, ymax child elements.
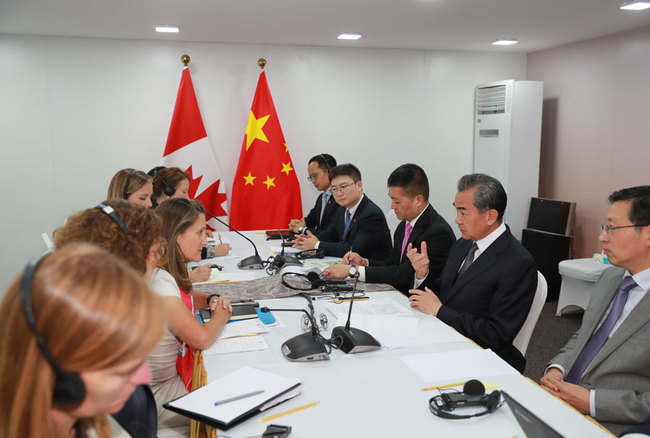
<box><xmin>205</xmin><ymin>210</ymin><xmax>264</xmax><ymax>270</ymax></box>
<box><xmin>330</xmin><ymin>271</ymin><xmax>381</xmax><ymax>354</ymax></box>
<box><xmin>274</xmin><ymin>230</ymin><xmax>302</xmax><ymax>268</ymax></box>
<box><xmin>259</xmin><ymin>307</ymin><xmax>329</xmax><ymax>362</ymax></box>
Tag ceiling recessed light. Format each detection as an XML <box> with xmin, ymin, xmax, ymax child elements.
<box><xmin>620</xmin><ymin>1</ymin><xmax>650</xmax><ymax>10</ymax></box>
<box><xmin>337</xmin><ymin>33</ymin><xmax>362</xmax><ymax>41</ymax></box>
<box><xmin>155</xmin><ymin>25</ymin><xmax>180</xmax><ymax>33</ymax></box>
<box><xmin>492</xmin><ymin>38</ymin><xmax>518</xmax><ymax>46</ymax></box>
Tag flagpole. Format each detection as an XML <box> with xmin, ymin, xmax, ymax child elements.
<box><xmin>258</xmin><ymin>58</ymin><xmax>266</xmax><ymax>70</ymax></box>
<box><xmin>181</xmin><ymin>54</ymin><xmax>190</xmax><ymax>67</ymax></box>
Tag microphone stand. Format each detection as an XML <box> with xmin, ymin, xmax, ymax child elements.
<box><xmin>330</xmin><ymin>272</ymin><xmax>381</xmax><ymax>354</ymax></box>
<box><xmin>204</xmin><ymin>210</ymin><xmax>264</xmax><ymax>270</ymax></box>
<box><xmin>260</xmin><ymin>307</ymin><xmax>329</xmax><ymax>362</ymax></box>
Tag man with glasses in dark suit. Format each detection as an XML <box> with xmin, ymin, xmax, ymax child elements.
<box><xmin>293</xmin><ymin>163</ymin><xmax>392</xmax><ymax>263</ymax></box>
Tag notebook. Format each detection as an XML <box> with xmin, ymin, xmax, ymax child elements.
<box><xmin>164</xmin><ymin>366</ymin><xmax>302</xmax><ymax>430</ymax></box>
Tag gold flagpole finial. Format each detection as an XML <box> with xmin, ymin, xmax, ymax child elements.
<box><xmin>181</xmin><ymin>54</ymin><xmax>191</xmax><ymax>67</ymax></box>
<box><xmin>258</xmin><ymin>58</ymin><xmax>266</xmax><ymax>70</ymax></box>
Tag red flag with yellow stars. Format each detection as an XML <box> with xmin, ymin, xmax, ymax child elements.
<box><xmin>230</xmin><ymin>70</ymin><xmax>301</xmax><ymax>230</ymax></box>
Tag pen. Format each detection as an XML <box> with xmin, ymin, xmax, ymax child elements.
<box><xmin>331</xmin><ymin>297</ymin><xmax>370</xmax><ymax>303</ymax></box>
<box><xmin>214</xmin><ymin>390</ymin><xmax>264</xmax><ymax>406</ymax></box>
<box><xmin>421</xmin><ymin>382</ymin><xmax>499</xmax><ymax>391</ymax></box>
<box><xmin>218</xmin><ymin>233</ymin><xmax>223</xmax><ymax>245</ymax></box>
<box><xmin>260</xmin><ymin>401</ymin><xmax>319</xmax><ymax>422</ymax></box>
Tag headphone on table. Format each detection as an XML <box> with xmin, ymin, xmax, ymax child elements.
<box><xmin>148</xmin><ymin>166</ymin><xmax>175</xmax><ymax>197</ymax></box>
<box><xmin>19</xmin><ymin>253</ymin><xmax>87</xmax><ymax>405</ymax></box>
<box><xmin>429</xmin><ymin>379</ymin><xmax>503</xmax><ymax>419</ymax></box>
<box><xmin>123</xmin><ymin>169</ymin><xmax>139</xmax><ymax>200</ymax></box>
<box><xmin>95</xmin><ymin>203</ymin><xmax>130</xmax><ymax>234</ymax></box>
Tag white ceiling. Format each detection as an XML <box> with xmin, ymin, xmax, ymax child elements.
<box><xmin>1</xmin><ymin>0</ymin><xmax>650</xmax><ymax>53</ymax></box>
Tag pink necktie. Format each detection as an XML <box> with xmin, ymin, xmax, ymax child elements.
<box><xmin>400</xmin><ymin>223</ymin><xmax>413</xmax><ymax>262</ymax></box>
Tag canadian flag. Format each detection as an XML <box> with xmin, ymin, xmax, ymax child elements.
<box><xmin>162</xmin><ymin>67</ymin><xmax>228</xmax><ymax>227</ymax></box>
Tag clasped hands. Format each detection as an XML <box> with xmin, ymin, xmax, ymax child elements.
<box><xmin>293</xmin><ymin>230</ymin><xmax>319</xmax><ymax>250</ymax></box>
<box><xmin>539</xmin><ymin>368</ymin><xmax>590</xmax><ymax>414</ymax></box>
<box><xmin>288</xmin><ymin>218</ymin><xmax>306</xmax><ymax>234</ymax></box>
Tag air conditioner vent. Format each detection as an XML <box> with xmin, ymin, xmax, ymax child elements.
<box><xmin>476</xmin><ymin>85</ymin><xmax>507</xmax><ymax>115</ymax></box>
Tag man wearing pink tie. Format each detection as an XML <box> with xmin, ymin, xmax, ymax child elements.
<box><xmin>323</xmin><ymin>164</ymin><xmax>455</xmax><ymax>294</ymax></box>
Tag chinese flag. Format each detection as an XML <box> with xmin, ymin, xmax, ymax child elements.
<box><xmin>163</xmin><ymin>67</ymin><xmax>228</xmax><ymax>227</ymax></box>
<box><xmin>230</xmin><ymin>71</ymin><xmax>301</xmax><ymax>230</ymax></box>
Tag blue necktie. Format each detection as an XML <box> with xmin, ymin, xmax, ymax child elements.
<box><xmin>565</xmin><ymin>276</ymin><xmax>637</xmax><ymax>384</ymax></box>
<box><xmin>342</xmin><ymin>210</ymin><xmax>352</xmax><ymax>239</ymax></box>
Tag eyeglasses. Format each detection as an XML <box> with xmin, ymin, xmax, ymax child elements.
<box><xmin>600</xmin><ymin>223</ymin><xmax>648</xmax><ymax>234</ymax></box>
<box><xmin>330</xmin><ymin>182</ymin><xmax>356</xmax><ymax>194</ymax></box>
<box><xmin>307</xmin><ymin>175</ymin><xmax>318</xmax><ymax>182</ymax></box>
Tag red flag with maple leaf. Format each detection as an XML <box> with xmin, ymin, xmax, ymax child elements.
<box><xmin>162</xmin><ymin>67</ymin><xmax>228</xmax><ymax>227</ymax></box>
<box><xmin>230</xmin><ymin>70</ymin><xmax>301</xmax><ymax>230</ymax></box>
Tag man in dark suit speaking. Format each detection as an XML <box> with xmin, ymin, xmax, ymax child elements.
<box><xmin>322</xmin><ymin>163</ymin><xmax>455</xmax><ymax>294</ymax></box>
<box><xmin>293</xmin><ymin>163</ymin><xmax>391</xmax><ymax>263</ymax></box>
<box><xmin>541</xmin><ymin>186</ymin><xmax>650</xmax><ymax>434</ymax></box>
<box><xmin>288</xmin><ymin>153</ymin><xmax>341</xmax><ymax>237</ymax></box>
<box><xmin>407</xmin><ymin>173</ymin><xmax>537</xmax><ymax>372</ymax></box>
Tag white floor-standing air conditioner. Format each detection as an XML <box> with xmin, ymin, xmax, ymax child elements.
<box><xmin>473</xmin><ymin>79</ymin><xmax>543</xmax><ymax>240</ymax></box>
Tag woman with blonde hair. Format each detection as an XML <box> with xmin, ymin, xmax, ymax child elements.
<box><xmin>107</xmin><ymin>168</ymin><xmax>154</xmax><ymax>208</ymax></box>
<box><xmin>150</xmin><ymin>198</ymin><xmax>232</xmax><ymax>429</ymax></box>
<box><xmin>0</xmin><ymin>243</ymin><xmax>164</xmax><ymax>438</ymax></box>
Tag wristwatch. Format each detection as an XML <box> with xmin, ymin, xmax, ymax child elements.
<box><xmin>348</xmin><ymin>265</ymin><xmax>359</xmax><ymax>278</ymax></box>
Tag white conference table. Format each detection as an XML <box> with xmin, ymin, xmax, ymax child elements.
<box><xmin>197</xmin><ymin>231</ymin><xmax>613</xmax><ymax>438</ymax></box>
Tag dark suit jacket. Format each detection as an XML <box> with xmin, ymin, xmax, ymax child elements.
<box><xmin>304</xmin><ymin>191</ymin><xmax>342</xmax><ymax>238</ymax></box>
<box><xmin>549</xmin><ymin>267</ymin><xmax>650</xmax><ymax>433</ymax></box>
<box><xmin>317</xmin><ymin>195</ymin><xmax>392</xmax><ymax>263</ymax></box>
<box><xmin>420</xmin><ymin>226</ymin><xmax>537</xmax><ymax>372</ymax></box>
<box><xmin>365</xmin><ymin>204</ymin><xmax>455</xmax><ymax>294</ymax></box>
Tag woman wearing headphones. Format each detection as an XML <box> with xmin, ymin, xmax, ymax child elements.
<box><xmin>0</xmin><ymin>243</ymin><xmax>164</xmax><ymax>438</ymax></box>
<box><xmin>53</xmin><ymin>200</ymin><xmax>164</xmax><ymax>437</ymax></box>
<box><xmin>150</xmin><ymin>198</ymin><xmax>232</xmax><ymax>429</ymax></box>
<box><xmin>107</xmin><ymin>168</ymin><xmax>154</xmax><ymax>208</ymax></box>
<box><xmin>149</xmin><ymin>166</ymin><xmax>191</xmax><ymax>205</ymax></box>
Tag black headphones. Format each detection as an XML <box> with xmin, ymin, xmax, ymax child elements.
<box><xmin>20</xmin><ymin>253</ymin><xmax>87</xmax><ymax>405</ymax></box>
<box><xmin>148</xmin><ymin>166</ymin><xmax>175</xmax><ymax>197</ymax></box>
<box><xmin>429</xmin><ymin>380</ymin><xmax>502</xmax><ymax>419</ymax></box>
<box><xmin>95</xmin><ymin>203</ymin><xmax>130</xmax><ymax>234</ymax></box>
<box><xmin>123</xmin><ymin>169</ymin><xmax>139</xmax><ymax>200</ymax></box>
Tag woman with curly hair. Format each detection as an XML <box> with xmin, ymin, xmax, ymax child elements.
<box><xmin>53</xmin><ymin>200</ymin><xmax>163</xmax><ymax>281</ymax></box>
<box><xmin>0</xmin><ymin>244</ymin><xmax>164</xmax><ymax>438</ymax></box>
<box><xmin>107</xmin><ymin>168</ymin><xmax>154</xmax><ymax>208</ymax></box>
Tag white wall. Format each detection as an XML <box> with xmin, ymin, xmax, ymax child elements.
<box><xmin>0</xmin><ymin>34</ymin><xmax>526</xmax><ymax>292</ymax></box>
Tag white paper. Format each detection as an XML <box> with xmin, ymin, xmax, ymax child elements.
<box><xmin>325</xmin><ymin>298</ymin><xmax>413</xmax><ymax>321</ymax></box>
<box><xmin>400</xmin><ymin>349</ymin><xmax>518</xmax><ymax>383</ymax></box>
<box><xmin>166</xmin><ymin>366</ymin><xmax>301</xmax><ymax>424</ymax></box>
<box><xmin>217</xmin><ymin>319</ymin><xmax>270</xmax><ymax>340</ymax></box>
<box><xmin>222</xmin><ymin>272</ymin><xmax>258</xmax><ymax>282</ymax></box>
<box><xmin>270</xmin><ymin>245</ymin><xmax>301</xmax><ymax>254</ymax></box>
<box><xmin>193</xmin><ymin>269</ymin><xmax>229</xmax><ymax>284</ymax></box>
<box><xmin>203</xmin><ymin>335</ymin><xmax>269</xmax><ymax>355</ymax></box>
